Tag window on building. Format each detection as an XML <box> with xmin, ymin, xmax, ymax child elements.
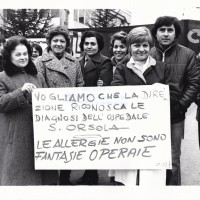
<box><xmin>79</xmin><ymin>9</ymin><xmax>85</xmax><ymax>24</ymax></box>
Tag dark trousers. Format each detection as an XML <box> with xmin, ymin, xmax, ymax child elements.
<box><xmin>42</xmin><ymin>170</ymin><xmax>59</xmax><ymax>185</ymax></box>
<box><xmin>59</xmin><ymin>170</ymin><xmax>71</xmax><ymax>184</ymax></box>
<box><xmin>166</xmin><ymin>121</ymin><xmax>184</xmax><ymax>185</ymax></box>
<box><xmin>83</xmin><ymin>170</ymin><xmax>98</xmax><ymax>178</ymax></box>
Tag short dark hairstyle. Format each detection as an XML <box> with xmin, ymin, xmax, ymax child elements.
<box><xmin>151</xmin><ymin>16</ymin><xmax>181</xmax><ymax>39</ymax></box>
<box><xmin>2</xmin><ymin>35</ymin><xmax>37</xmax><ymax>76</ymax></box>
<box><xmin>110</xmin><ymin>31</ymin><xmax>127</xmax><ymax>47</ymax></box>
<box><xmin>31</xmin><ymin>43</ymin><xmax>43</xmax><ymax>56</ymax></box>
<box><xmin>46</xmin><ymin>25</ymin><xmax>71</xmax><ymax>53</ymax></box>
<box><xmin>79</xmin><ymin>31</ymin><xmax>104</xmax><ymax>52</ymax></box>
<box><xmin>0</xmin><ymin>35</ymin><xmax>6</xmax><ymax>44</ymax></box>
<box><xmin>3</xmin><ymin>35</ymin><xmax>32</xmax><ymax>61</ymax></box>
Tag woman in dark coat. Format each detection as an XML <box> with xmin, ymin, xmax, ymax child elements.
<box><xmin>108</xmin><ymin>31</ymin><xmax>130</xmax><ymax>184</ymax></box>
<box><xmin>77</xmin><ymin>31</ymin><xmax>113</xmax><ymax>185</ymax></box>
<box><xmin>0</xmin><ymin>35</ymin><xmax>47</xmax><ymax>185</ymax></box>
<box><xmin>79</xmin><ymin>31</ymin><xmax>113</xmax><ymax>87</ymax></box>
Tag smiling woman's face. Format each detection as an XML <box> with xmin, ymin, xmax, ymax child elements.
<box><xmin>32</xmin><ymin>47</ymin><xmax>40</xmax><ymax>58</ymax></box>
<box><xmin>50</xmin><ymin>34</ymin><xmax>66</xmax><ymax>56</ymax></box>
<box><xmin>113</xmin><ymin>39</ymin><xmax>127</xmax><ymax>63</ymax></box>
<box><xmin>11</xmin><ymin>44</ymin><xmax>29</xmax><ymax>68</ymax></box>
<box><xmin>130</xmin><ymin>41</ymin><xmax>150</xmax><ymax>62</ymax></box>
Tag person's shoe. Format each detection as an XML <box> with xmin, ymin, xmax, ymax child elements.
<box><xmin>59</xmin><ymin>179</ymin><xmax>74</xmax><ymax>185</ymax></box>
<box><xmin>114</xmin><ymin>181</ymin><xmax>124</xmax><ymax>186</ymax></box>
<box><xmin>76</xmin><ymin>176</ymin><xmax>89</xmax><ymax>185</ymax></box>
<box><xmin>88</xmin><ymin>176</ymin><xmax>98</xmax><ymax>185</ymax></box>
<box><xmin>77</xmin><ymin>176</ymin><xmax>98</xmax><ymax>185</ymax></box>
<box><xmin>110</xmin><ymin>177</ymin><xmax>115</xmax><ymax>184</ymax></box>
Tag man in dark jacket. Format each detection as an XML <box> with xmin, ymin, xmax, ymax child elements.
<box><xmin>150</xmin><ymin>16</ymin><xmax>200</xmax><ymax>185</ymax></box>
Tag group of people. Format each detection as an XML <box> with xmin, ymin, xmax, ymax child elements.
<box><xmin>0</xmin><ymin>15</ymin><xmax>199</xmax><ymax>186</ymax></box>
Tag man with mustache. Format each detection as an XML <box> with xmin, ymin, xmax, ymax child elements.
<box><xmin>150</xmin><ymin>16</ymin><xmax>200</xmax><ymax>185</ymax></box>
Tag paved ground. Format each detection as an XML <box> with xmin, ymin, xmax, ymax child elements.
<box><xmin>181</xmin><ymin>103</ymin><xmax>200</xmax><ymax>185</ymax></box>
<box><xmin>2</xmin><ymin>104</ymin><xmax>200</xmax><ymax>200</ymax></box>
<box><xmin>69</xmin><ymin>103</ymin><xmax>200</xmax><ymax>186</ymax></box>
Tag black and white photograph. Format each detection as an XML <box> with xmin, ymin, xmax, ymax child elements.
<box><xmin>0</xmin><ymin>0</ymin><xmax>200</xmax><ymax>199</ymax></box>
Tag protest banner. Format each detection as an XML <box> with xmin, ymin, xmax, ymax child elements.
<box><xmin>32</xmin><ymin>85</ymin><xmax>171</xmax><ymax>170</ymax></box>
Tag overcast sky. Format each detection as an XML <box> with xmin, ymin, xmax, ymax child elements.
<box><xmin>1</xmin><ymin>0</ymin><xmax>200</xmax><ymax>25</ymax></box>
<box><xmin>130</xmin><ymin>0</ymin><xmax>200</xmax><ymax>25</ymax></box>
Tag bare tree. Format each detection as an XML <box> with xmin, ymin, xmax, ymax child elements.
<box><xmin>86</xmin><ymin>9</ymin><xmax>129</xmax><ymax>28</ymax></box>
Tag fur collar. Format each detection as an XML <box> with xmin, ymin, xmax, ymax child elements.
<box><xmin>3</xmin><ymin>59</ymin><xmax>38</xmax><ymax>76</ymax></box>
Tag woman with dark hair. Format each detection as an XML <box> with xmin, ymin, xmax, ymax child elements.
<box><xmin>35</xmin><ymin>25</ymin><xmax>84</xmax><ymax>185</ymax></box>
<box><xmin>0</xmin><ymin>34</ymin><xmax>6</xmax><ymax>71</ymax></box>
<box><xmin>109</xmin><ymin>31</ymin><xmax>129</xmax><ymax>74</ymax></box>
<box><xmin>0</xmin><ymin>35</ymin><xmax>47</xmax><ymax>185</ymax></box>
<box><xmin>77</xmin><ymin>30</ymin><xmax>113</xmax><ymax>185</ymax></box>
<box><xmin>79</xmin><ymin>30</ymin><xmax>113</xmax><ymax>87</ymax></box>
<box><xmin>108</xmin><ymin>31</ymin><xmax>129</xmax><ymax>185</ymax></box>
<box><xmin>31</xmin><ymin>43</ymin><xmax>43</xmax><ymax>62</ymax></box>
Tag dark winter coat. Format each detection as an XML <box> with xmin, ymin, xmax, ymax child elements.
<box><xmin>111</xmin><ymin>54</ymin><xmax>130</xmax><ymax>74</ymax></box>
<box><xmin>0</xmin><ymin>56</ymin><xmax>3</xmax><ymax>72</ymax></box>
<box><xmin>111</xmin><ymin>56</ymin><xmax>166</xmax><ymax>86</ymax></box>
<box><xmin>150</xmin><ymin>42</ymin><xmax>200</xmax><ymax>124</ymax></box>
<box><xmin>79</xmin><ymin>52</ymin><xmax>113</xmax><ymax>86</ymax></box>
<box><xmin>0</xmin><ymin>61</ymin><xmax>47</xmax><ymax>185</ymax></box>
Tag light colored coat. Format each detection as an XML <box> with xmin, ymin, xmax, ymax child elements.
<box><xmin>35</xmin><ymin>49</ymin><xmax>84</xmax><ymax>184</ymax></box>
<box><xmin>0</xmin><ymin>71</ymin><xmax>47</xmax><ymax>185</ymax></box>
<box><xmin>35</xmin><ymin>49</ymin><xmax>84</xmax><ymax>88</ymax></box>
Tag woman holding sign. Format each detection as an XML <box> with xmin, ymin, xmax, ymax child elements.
<box><xmin>0</xmin><ymin>35</ymin><xmax>47</xmax><ymax>185</ymax></box>
<box><xmin>35</xmin><ymin>25</ymin><xmax>84</xmax><ymax>185</ymax></box>
<box><xmin>108</xmin><ymin>30</ymin><xmax>130</xmax><ymax>185</ymax></box>
<box><xmin>110</xmin><ymin>26</ymin><xmax>167</xmax><ymax>186</ymax></box>
<box><xmin>77</xmin><ymin>30</ymin><xmax>113</xmax><ymax>185</ymax></box>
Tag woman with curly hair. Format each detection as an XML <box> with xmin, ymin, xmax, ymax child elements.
<box><xmin>35</xmin><ymin>25</ymin><xmax>84</xmax><ymax>185</ymax></box>
<box><xmin>110</xmin><ymin>31</ymin><xmax>129</xmax><ymax>74</ymax></box>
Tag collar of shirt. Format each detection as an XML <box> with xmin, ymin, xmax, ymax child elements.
<box><xmin>127</xmin><ymin>56</ymin><xmax>156</xmax><ymax>74</ymax></box>
<box><xmin>85</xmin><ymin>55</ymin><xmax>90</xmax><ymax>62</ymax></box>
<box><xmin>84</xmin><ymin>55</ymin><xmax>90</xmax><ymax>67</ymax></box>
